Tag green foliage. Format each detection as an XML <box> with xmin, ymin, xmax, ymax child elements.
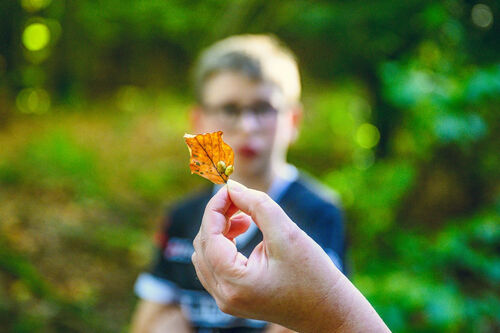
<box><xmin>1</xmin><ymin>0</ymin><xmax>499</xmax><ymax>332</ymax></box>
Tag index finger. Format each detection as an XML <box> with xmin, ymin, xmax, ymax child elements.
<box><xmin>194</xmin><ymin>186</ymin><xmax>244</xmax><ymax>272</ymax></box>
<box><xmin>201</xmin><ymin>185</ymin><xmax>234</xmax><ymax>236</ymax></box>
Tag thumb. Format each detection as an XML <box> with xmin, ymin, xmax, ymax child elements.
<box><xmin>227</xmin><ymin>180</ymin><xmax>294</xmax><ymax>246</ymax></box>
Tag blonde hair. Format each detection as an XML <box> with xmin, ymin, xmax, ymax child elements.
<box><xmin>194</xmin><ymin>34</ymin><xmax>301</xmax><ymax>103</ymax></box>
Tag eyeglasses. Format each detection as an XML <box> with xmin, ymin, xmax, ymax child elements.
<box><xmin>202</xmin><ymin>101</ymin><xmax>280</xmax><ymax>127</ymax></box>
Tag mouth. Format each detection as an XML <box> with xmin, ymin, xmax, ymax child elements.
<box><xmin>238</xmin><ymin>145</ymin><xmax>259</xmax><ymax>158</ymax></box>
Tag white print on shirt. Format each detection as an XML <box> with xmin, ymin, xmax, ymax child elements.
<box><xmin>164</xmin><ymin>237</ymin><xmax>194</xmax><ymax>263</ymax></box>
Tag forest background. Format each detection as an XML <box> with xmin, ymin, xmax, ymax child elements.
<box><xmin>0</xmin><ymin>1</ymin><xmax>499</xmax><ymax>332</ymax></box>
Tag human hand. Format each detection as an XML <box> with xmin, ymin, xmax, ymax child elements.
<box><xmin>265</xmin><ymin>323</ymin><xmax>297</xmax><ymax>333</ymax></box>
<box><xmin>192</xmin><ymin>180</ymin><xmax>389</xmax><ymax>333</ymax></box>
<box><xmin>191</xmin><ymin>180</ymin><xmax>341</xmax><ymax>332</ymax></box>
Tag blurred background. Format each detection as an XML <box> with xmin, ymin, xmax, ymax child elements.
<box><xmin>1</xmin><ymin>0</ymin><xmax>499</xmax><ymax>332</ymax></box>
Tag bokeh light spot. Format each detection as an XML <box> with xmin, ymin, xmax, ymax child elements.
<box><xmin>21</xmin><ymin>0</ymin><xmax>52</xmax><ymax>12</ymax></box>
<box><xmin>471</xmin><ymin>4</ymin><xmax>493</xmax><ymax>29</ymax></box>
<box><xmin>22</xmin><ymin>23</ymin><xmax>51</xmax><ymax>51</ymax></box>
<box><xmin>16</xmin><ymin>88</ymin><xmax>51</xmax><ymax>114</ymax></box>
<box><xmin>356</xmin><ymin>123</ymin><xmax>380</xmax><ymax>149</ymax></box>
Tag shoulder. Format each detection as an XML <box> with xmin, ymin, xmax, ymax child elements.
<box><xmin>279</xmin><ymin>170</ymin><xmax>344</xmax><ymax>232</ymax></box>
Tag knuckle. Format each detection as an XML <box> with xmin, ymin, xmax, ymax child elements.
<box><xmin>253</xmin><ymin>192</ymin><xmax>272</xmax><ymax>211</ymax></box>
<box><xmin>193</xmin><ymin>234</ymin><xmax>199</xmax><ymax>249</ymax></box>
<box><xmin>287</xmin><ymin>226</ymin><xmax>302</xmax><ymax>243</ymax></box>
<box><xmin>286</xmin><ymin>222</ymin><xmax>302</xmax><ymax>244</ymax></box>
<box><xmin>198</xmin><ymin>234</ymin><xmax>209</xmax><ymax>249</ymax></box>
<box><xmin>220</xmin><ymin>284</ymin><xmax>244</xmax><ymax>310</ymax></box>
<box><xmin>203</xmin><ymin>204</ymin><xmax>211</xmax><ymax>216</ymax></box>
<box><xmin>193</xmin><ymin>235</ymin><xmax>209</xmax><ymax>255</ymax></box>
<box><xmin>216</xmin><ymin>299</ymin><xmax>234</xmax><ymax>315</ymax></box>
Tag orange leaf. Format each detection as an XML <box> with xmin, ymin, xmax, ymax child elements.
<box><xmin>184</xmin><ymin>131</ymin><xmax>235</xmax><ymax>184</ymax></box>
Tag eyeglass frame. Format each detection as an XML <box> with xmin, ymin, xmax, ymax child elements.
<box><xmin>200</xmin><ymin>100</ymin><xmax>288</xmax><ymax>127</ymax></box>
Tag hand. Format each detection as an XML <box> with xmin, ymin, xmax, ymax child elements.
<box><xmin>192</xmin><ymin>180</ymin><xmax>390</xmax><ymax>333</ymax></box>
<box><xmin>265</xmin><ymin>323</ymin><xmax>297</xmax><ymax>333</ymax></box>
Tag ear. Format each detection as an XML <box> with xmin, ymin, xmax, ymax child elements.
<box><xmin>289</xmin><ymin>103</ymin><xmax>303</xmax><ymax>143</ymax></box>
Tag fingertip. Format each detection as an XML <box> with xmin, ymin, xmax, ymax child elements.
<box><xmin>227</xmin><ymin>179</ymin><xmax>246</xmax><ymax>194</ymax></box>
<box><xmin>207</xmin><ymin>185</ymin><xmax>231</xmax><ymax>214</ymax></box>
<box><xmin>223</xmin><ymin>216</ymin><xmax>231</xmax><ymax>235</ymax></box>
<box><xmin>227</xmin><ymin>180</ymin><xmax>249</xmax><ymax>210</ymax></box>
<box><xmin>203</xmin><ymin>186</ymin><xmax>232</xmax><ymax>235</ymax></box>
<box><xmin>225</xmin><ymin>212</ymin><xmax>252</xmax><ymax>239</ymax></box>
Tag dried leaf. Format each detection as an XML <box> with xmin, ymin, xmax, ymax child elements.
<box><xmin>184</xmin><ymin>131</ymin><xmax>235</xmax><ymax>184</ymax></box>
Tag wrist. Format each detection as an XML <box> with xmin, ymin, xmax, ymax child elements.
<box><xmin>301</xmin><ymin>274</ymin><xmax>349</xmax><ymax>333</ymax></box>
<box><xmin>299</xmin><ymin>273</ymin><xmax>390</xmax><ymax>333</ymax></box>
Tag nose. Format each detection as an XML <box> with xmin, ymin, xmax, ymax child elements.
<box><xmin>236</xmin><ymin>110</ymin><xmax>260</xmax><ymax>133</ymax></box>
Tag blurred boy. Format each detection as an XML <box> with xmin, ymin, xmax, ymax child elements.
<box><xmin>131</xmin><ymin>35</ymin><xmax>346</xmax><ymax>333</ymax></box>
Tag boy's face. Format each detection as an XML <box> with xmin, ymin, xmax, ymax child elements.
<box><xmin>192</xmin><ymin>71</ymin><xmax>300</xmax><ymax>179</ymax></box>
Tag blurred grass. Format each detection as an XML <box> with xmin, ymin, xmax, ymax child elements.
<box><xmin>0</xmin><ymin>93</ymin><xmax>205</xmax><ymax>332</ymax></box>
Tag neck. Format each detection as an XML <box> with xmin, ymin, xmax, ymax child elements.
<box><xmin>232</xmin><ymin>172</ymin><xmax>273</xmax><ymax>193</ymax></box>
<box><xmin>232</xmin><ymin>162</ymin><xmax>288</xmax><ymax>193</ymax></box>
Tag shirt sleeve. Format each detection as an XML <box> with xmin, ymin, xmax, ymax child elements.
<box><xmin>134</xmin><ymin>272</ymin><xmax>180</xmax><ymax>304</ymax></box>
<box><xmin>134</xmin><ymin>214</ymin><xmax>182</xmax><ymax>304</ymax></box>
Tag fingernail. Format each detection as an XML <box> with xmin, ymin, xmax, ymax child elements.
<box><xmin>227</xmin><ymin>179</ymin><xmax>246</xmax><ymax>193</ymax></box>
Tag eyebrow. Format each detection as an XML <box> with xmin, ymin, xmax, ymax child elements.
<box><xmin>213</xmin><ymin>99</ymin><xmax>273</xmax><ymax>107</ymax></box>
